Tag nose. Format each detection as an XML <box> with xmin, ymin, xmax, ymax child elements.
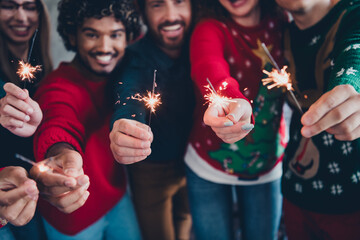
<box><xmin>164</xmin><ymin>3</ymin><xmax>179</xmax><ymax>22</ymax></box>
<box><xmin>97</xmin><ymin>36</ymin><xmax>112</xmax><ymax>53</ymax></box>
<box><xmin>13</xmin><ymin>7</ymin><xmax>27</xmax><ymax>22</ymax></box>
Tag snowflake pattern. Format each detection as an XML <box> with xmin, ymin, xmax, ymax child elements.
<box><xmin>309</xmin><ymin>35</ymin><xmax>321</xmax><ymax>46</ymax></box>
<box><xmin>322</xmin><ymin>133</ymin><xmax>334</xmax><ymax>146</ymax></box>
<box><xmin>232</xmin><ymin>29</ymin><xmax>238</xmax><ymax>36</ymax></box>
<box><xmin>336</xmin><ymin>68</ymin><xmax>345</xmax><ymax>77</ymax></box>
<box><xmin>312</xmin><ymin>180</ymin><xmax>324</xmax><ymax>190</ymax></box>
<box><xmin>284</xmin><ymin>170</ymin><xmax>292</xmax><ymax>179</ymax></box>
<box><xmin>351</xmin><ymin>171</ymin><xmax>360</xmax><ymax>183</ymax></box>
<box><xmin>268</xmin><ymin>21</ymin><xmax>275</xmax><ymax>29</ymax></box>
<box><xmin>346</xmin><ymin>67</ymin><xmax>358</xmax><ymax>76</ymax></box>
<box><xmin>236</xmin><ymin>72</ymin><xmax>243</xmax><ymax>80</ymax></box>
<box><xmin>195</xmin><ymin>142</ymin><xmax>201</xmax><ymax>148</ymax></box>
<box><xmin>295</xmin><ymin>183</ymin><xmax>302</xmax><ymax>193</ymax></box>
<box><xmin>245</xmin><ymin>60</ymin><xmax>251</xmax><ymax>68</ymax></box>
<box><xmin>330</xmin><ymin>184</ymin><xmax>343</xmax><ymax>195</ymax></box>
<box><xmin>342</xmin><ymin>142</ymin><xmax>353</xmax><ymax>155</ymax></box>
<box><xmin>228</xmin><ymin>143</ymin><xmax>239</xmax><ymax>151</ymax></box>
<box><xmin>206</xmin><ymin>139</ymin><xmax>212</xmax><ymax>145</ymax></box>
<box><xmin>328</xmin><ymin>162</ymin><xmax>340</xmax><ymax>174</ymax></box>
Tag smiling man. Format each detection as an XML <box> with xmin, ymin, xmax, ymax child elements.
<box><xmin>31</xmin><ymin>0</ymin><xmax>143</xmax><ymax>239</ymax></box>
<box><xmin>109</xmin><ymin>0</ymin><xmax>195</xmax><ymax>239</ymax></box>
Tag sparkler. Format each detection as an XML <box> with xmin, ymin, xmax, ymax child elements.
<box><xmin>261</xmin><ymin>43</ymin><xmax>303</xmax><ymax>114</ymax></box>
<box><xmin>131</xmin><ymin>70</ymin><xmax>162</xmax><ymax>127</ymax></box>
<box><xmin>16</xmin><ymin>29</ymin><xmax>42</xmax><ymax>88</ymax></box>
<box><xmin>15</xmin><ymin>153</ymin><xmax>53</xmax><ymax>173</ymax></box>
<box><xmin>204</xmin><ymin>78</ymin><xmax>236</xmax><ymax>109</ymax></box>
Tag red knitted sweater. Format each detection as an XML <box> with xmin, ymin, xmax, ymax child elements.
<box><xmin>34</xmin><ymin>63</ymin><xmax>126</xmax><ymax>235</ymax></box>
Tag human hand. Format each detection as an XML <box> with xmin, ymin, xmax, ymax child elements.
<box><xmin>203</xmin><ymin>98</ymin><xmax>254</xmax><ymax>143</ymax></box>
<box><xmin>0</xmin><ymin>166</ymin><xmax>39</xmax><ymax>226</ymax></box>
<box><xmin>0</xmin><ymin>83</ymin><xmax>42</xmax><ymax>137</ymax></box>
<box><xmin>110</xmin><ymin>118</ymin><xmax>153</xmax><ymax>164</ymax></box>
<box><xmin>301</xmin><ymin>84</ymin><xmax>360</xmax><ymax>140</ymax></box>
<box><xmin>30</xmin><ymin>149</ymin><xmax>90</xmax><ymax>213</ymax></box>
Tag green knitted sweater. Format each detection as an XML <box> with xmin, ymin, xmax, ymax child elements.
<box><xmin>282</xmin><ymin>0</ymin><xmax>360</xmax><ymax>214</ymax></box>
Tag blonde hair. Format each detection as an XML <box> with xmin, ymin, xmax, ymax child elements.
<box><xmin>0</xmin><ymin>0</ymin><xmax>52</xmax><ymax>86</ymax></box>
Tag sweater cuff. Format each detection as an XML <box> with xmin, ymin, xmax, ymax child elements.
<box><xmin>35</xmin><ymin>127</ymin><xmax>83</xmax><ymax>162</ymax></box>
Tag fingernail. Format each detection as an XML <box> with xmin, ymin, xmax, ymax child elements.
<box><xmin>226</xmin><ymin>113</ymin><xmax>236</xmax><ymax>122</ymax></box>
<box><xmin>24</xmin><ymin>115</ymin><xmax>30</xmax><ymax>122</ymax></box>
<box><xmin>65</xmin><ymin>179</ymin><xmax>76</xmax><ymax>187</ymax></box>
<box><xmin>64</xmin><ymin>168</ymin><xmax>77</xmax><ymax>176</ymax></box>
<box><xmin>25</xmin><ymin>182</ymin><xmax>38</xmax><ymax>196</ymax></box>
<box><xmin>30</xmin><ymin>194</ymin><xmax>39</xmax><ymax>201</ymax></box>
<box><xmin>141</xmin><ymin>141</ymin><xmax>150</xmax><ymax>148</ymax></box>
<box><xmin>224</xmin><ymin>121</ymin><xmax>234</xmax><ymax>127</ymax></box>
<box><xmin>27</xmin><ymin>108</ymin><xmax>33</xmax><ymax>115</ymax></box>
<box><xmin>242</xmin><ymin>123</ymin><xmax>254</xmax><ymax>131</ymax></box>
<box><xmin>84</xmin><ymin>191</ymin><xmax>90</xmax><ymax>200</ymax></box>
<box><xmin>78</xmin><ymin>176</ymin><xmax>89</xmax><ymax>186</ymax></box>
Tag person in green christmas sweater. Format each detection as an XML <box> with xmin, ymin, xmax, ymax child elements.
<box><xmin>276</xmin><ymin>0</ymin><xmax>360</xmax><ymax>239</ymax></box>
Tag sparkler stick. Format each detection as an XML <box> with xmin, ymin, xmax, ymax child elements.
<box><xmin>17</xmin><ymin>29</ymin><xmax>42</xmax><ymax>89</ymax></box>
<box><xmin>131</xmin><ymin>70</ymin><xmax>162</xmax><ymax>128</ymax></box>
<box><xmin>204</xmin><ymin>78</ymin><xmax>236</xmax><ymax>109</ymax></box>
<box><xmin>15</xmin><ymin>153</ymin><xmax>53</xmax><ymax>173</ymax></box>
<box><xmin>261</xmin><ymin>43</ymin><xmax>303</xmax><ymax>114</ymax></box>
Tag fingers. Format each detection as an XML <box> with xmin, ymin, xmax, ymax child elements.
<box><xmin>3</xmin><ymin>83</ymin><xmax>28</xmax><ymax>100</ymax></box>
<box><xmin>46</xmin><ymin>183</ymin><xmax>90</xmax><ymax>214</ymax></box>
<box><xmin>301</xmin><ymin>85</ymin><xmax>360</xmax><ymax>138</ymax></box>
<box><xmin>59</xmin><ymin>151</ymin><xmax>84</xmax><ymax>178</ymax></box>
<box><xmin>113</xmin><ymin>119</ymin><xmax>152</xmax><ymax>141</ymax></box>
<box><xmin>9</xmin><ymin>199</ymin><xmax>37</xmax><ymax>226</ymax></box>
<box><xmin>301</xmin><ymin>85</ymin><xmax>356</xmax><ymax>126</ymax></box>
<box><xmin>111</xmin><ymin>131</ymin><xmax>151</xmax><ymax>149</ymax></box>
<box><xmin>203</xmin><ymin>104</ymin><xmax>228</xmax><ymax>127</ymax></box>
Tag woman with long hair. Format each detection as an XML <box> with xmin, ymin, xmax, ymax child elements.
<box><xmin>0</xmin><ymin>0</ymin><xmax>52</xmax><ymax>239</ymax></box>
<box><xmin>185</xmin><ymin>0</ymin><xmax>287</xmax><ymax>239</ymax></box>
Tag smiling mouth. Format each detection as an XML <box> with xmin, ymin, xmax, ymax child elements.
<box><xmin>95</xmin><ymin>55</ymin><xmax>112</xmax><ymax>63</ymax></box>
<box><xmin>162</xmin><ymin>24</ymin><xmax>182</xmax><ymax>32</ymax></box>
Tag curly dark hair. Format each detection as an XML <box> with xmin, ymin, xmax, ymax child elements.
<box><xmin>57</xmin><ymin>0</ymin><xmax>141</xmax><ymax>52</ymax></box>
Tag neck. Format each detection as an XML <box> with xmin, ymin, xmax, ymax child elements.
<box><xmin>71</xmin><ymin>56</ymin><xmax>107</xmax><ymax>82</ymax></box>
<box><xmin>7</xmin><ymin>41</ymin><xmax>29</xmax><ymax>61</ymax></box>
<box><xmin>292</xmin><ymin>0</ymin><xmax>340</xmax><ymax>30</ymax></box>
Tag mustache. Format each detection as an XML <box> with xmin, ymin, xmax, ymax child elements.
<box><xmin>158</xmin><ymin>20</ymin><xmax>185</xmax><ymax>30</ymax></box>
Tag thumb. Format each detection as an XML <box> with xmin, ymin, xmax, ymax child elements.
<box><xmin>204</xmin><ymin>104</ymin><xmax>231</xmax><ymax>128</ymax></box>
<box><xmin>225</xmin><ymin>99</ymin><xmax>252</xmax><ymax>123</ymax></box>
<box><xmin>60</xmin><ymin>151</ymin><xmax>84</xmax><ymax>177</ymax></box>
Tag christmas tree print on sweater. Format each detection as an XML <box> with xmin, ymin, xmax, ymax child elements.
<box><xmin>209</xmin><ymin>73</ymin><xmax>286</xmax><ymax>178</ymax></box>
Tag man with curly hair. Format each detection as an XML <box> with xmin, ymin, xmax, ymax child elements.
<box><xmin>109</xmin><ymin>0</ymin><xmax>195</xmax><ymax>239</ymax></box>
<box><xmin>31</xmin><ymin>0</ymin><xmax>142</xmax><ymax>239</ymax></box>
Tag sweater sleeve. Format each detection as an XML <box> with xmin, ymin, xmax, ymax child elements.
<box><xmin>190</xmin><ymin>19</ymin><xmax>247</xmax><ymax>99</ymax></box>
<box><xmin>33</xmin><ymin>77</ymin><xmax>85</xmax><ymax>161</ymax></box>
<box><xmin>110</xmin><ymin>52</ymin><xmax>147</xmax><ymax>129</ymax></box>
<box><xmin>327</xmin><ymin>7</ymin><xmax>360</xmax><ymax>92</ymax></box>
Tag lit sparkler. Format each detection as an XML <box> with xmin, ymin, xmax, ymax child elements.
<box><xmin>15</xmin><ymin>153</ymin><xmax>53</xmax><ymax>173</ymax></box>
<box><xmin>204</xmin><ymin>78</ymin><xmax>235</xmax><ymax>109</ymax></box>
<box><xmin>16</xmin><ymin>61</ymin><xmax>42</xmax><ymax>83</ymax></box>
<box><xmin>261</xmin><ymin>43</ymin><xmax>303</xmax><ymax>114</ymax></box>
<box><xmin>131</xmin><ymin>70</ymin><xmax>162</xmax><ymax>126</ymax></box>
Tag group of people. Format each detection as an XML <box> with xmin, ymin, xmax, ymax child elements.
<box><xmin>0</xmin><ymin>0</ymin><xmax>360</xmax><ymax>240</ymax></box>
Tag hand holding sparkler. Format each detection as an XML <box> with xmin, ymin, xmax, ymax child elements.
<box><xmin>301</xmin><ymin>84</ymin><xmax>360</xmax><ymax>140</ymax></box>
<box><xmin>203</xmin><ymin>79</ymin><xmax>254</xmax><ymax>143</ymax></box>
<box><xmin>110</xmin><ymin>118</ymin><xmax>153</xmax><ymax>164</ymax></box>
<box><xmin>30</xmin><ymin>145</ymin><xmax>90</xmax><ymax>214</ymax></box>
<box><xmin>0</xmin><ymin>82</ymin><xmax>43</xmax><ymax>137</ymax></box>
<box><xmin>0</xmin><ymin>166</ymin><xmax>39</xmax><ymax>226</ymax></box>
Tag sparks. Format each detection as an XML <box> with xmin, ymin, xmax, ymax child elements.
<box><xmin>16</xmin><ymin>61</ymin><xmax>42</xmax><ymax>83</ymax></box>
<box><xmin>262</xmin><ymin>66</ymin><xmax>293</xmax><ymax>91</ymax></box>
<box><xmin>204</xmin><ymin>79</ymin><xmax>235</xmax><ymax>109</ymax></box>
<box><xmin>131</xmin><ymin>91</ymin><xmax>162</xmax><ymax>113</ymax></box>
<box><xmin>15</xmin><ymin>153</ymin><xmax>52</xmax><ymax>173</ymax></box>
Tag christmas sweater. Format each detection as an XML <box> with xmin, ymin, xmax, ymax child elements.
<box><xmin>34</xmin><ymin>63</ymin><xmax>127</xmax><ymax>234</ymax></box>
<box><xmin>185</xmin><ymin>16</ymin><xmax>287</xmax><ymax>184</ymax></box>
<box><xmin>282</xmin><ymin>0</ymin><xmax>360</xmax><ymax>214</ymax></box>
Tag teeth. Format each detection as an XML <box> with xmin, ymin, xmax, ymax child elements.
<box><xmin>162</xmin><ymin>24</ymin><xmax>181</xmax><ymax>31</ymax></box>
<box><xmin>96</xmin><ymin>55</ymin><xmax>111</xmax><ymax>62</ymax></box>
<box><xmin>13</xmin><ymin>27</ymin><xmax>27</xmax><ymax>31</ymax></box>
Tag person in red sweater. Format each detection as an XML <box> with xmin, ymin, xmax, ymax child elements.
<box><xmin>31</xmin><ymin>0</ymin><xmax>142</xmax><ymax>239</ymax></box>
<box><xmin>185</xmin><ymin>0</ymin><xmax>287</xmax><ymax>239</ymax></box>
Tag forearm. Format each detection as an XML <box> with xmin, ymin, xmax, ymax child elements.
<box><xmin>45</xmin><ymin>142</ymin><xmax>75</xmax><ymax>158</ymax></box>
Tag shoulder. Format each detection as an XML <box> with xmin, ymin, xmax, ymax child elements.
<box><xmin>194</xmin><ymin>18</ymin><xmax>227</xmax><ymax>34</ymax></box>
